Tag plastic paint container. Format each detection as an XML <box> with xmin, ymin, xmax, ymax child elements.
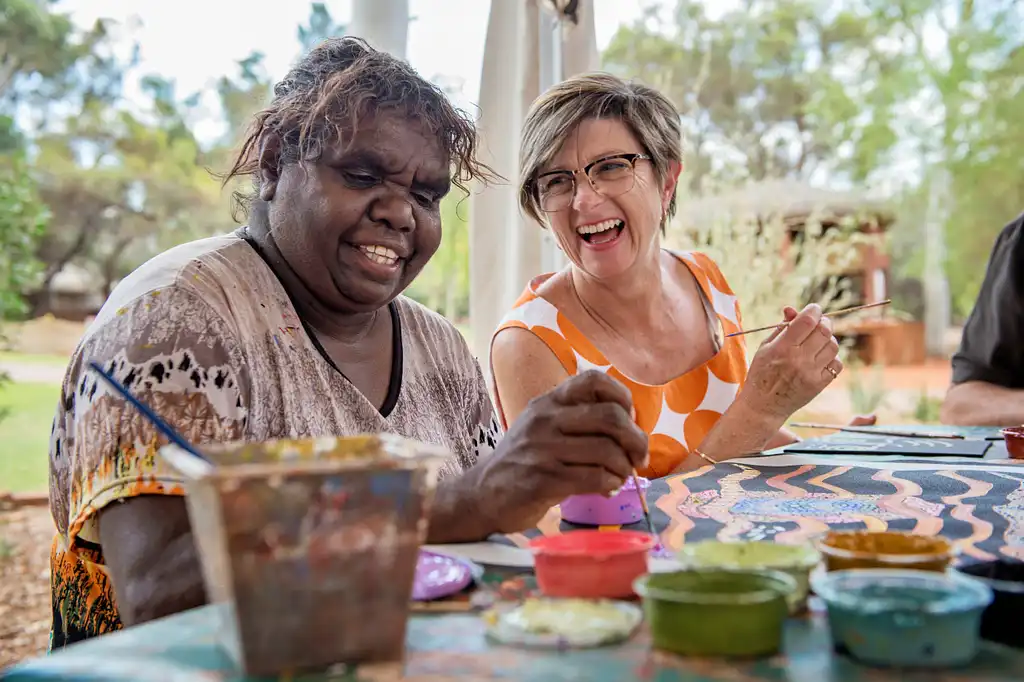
<box><xmin>633</xmin><ymin>569</ymin><xmax>796</xmax><ymax>658</ymax></box>
<box><xmin>161</xmin><ymin>434</ymin><xmax>448</xmax><ymax>677</ymax></box>
<box><xmin>1001</xmin><ymin>427</ymin><xmax>1024</xmax><ymax>459</ymax></box>
<box><xmin>818</xmin><ymin>530</ymin><xmax>954</xmax><ymax>573</ymax></box>
<box><xmin>529</xmin><ymin>530</ymin><xmax>655</xmax><ymax>599</ymax></box>
<box><xmin>955</xmin><ymin>558</ymin><xmax>1024</xmax><ymax>648</ymax></box>
<box><xmin>678</xmin><ymin>540</ymin><xmax>820</xmax><ymax>613</ymax></box>
<box><xmin>560</xmin><ymin>476</ymin><xmax>651</xmax><ymax>526</ymax></box>
<box><xmin>812</xmin><ymin>568</ymin><xmax>992</xmax><ymax>667</ymax></box>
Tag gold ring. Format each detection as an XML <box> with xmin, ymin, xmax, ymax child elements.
<box><xmin>826</xmin><ymin>366</ymin><xmax>839</xmax><ymax>379</ymax></box>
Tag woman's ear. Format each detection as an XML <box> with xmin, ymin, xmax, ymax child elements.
<box><xmin>258</xmin><ymin>134</ymin><xmax>283</xmax><ymax>202</ymax></box>
<box><xmin>661</xmin><ymin>160</ymin><xmax>682</xmax><ymax>214</ymax></box>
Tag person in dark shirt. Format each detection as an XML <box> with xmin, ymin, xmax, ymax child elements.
<box><xmin>942</xmin><ymin>212</ymin><xmax>1024</xmax><ymax>425</ymax></box>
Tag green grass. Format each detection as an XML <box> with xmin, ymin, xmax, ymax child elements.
<box><xmin>0</xmin><ymin>381</ymin><xmax>60</xmax><ymax>493</ymax></box>
<box><xmin>0</xmin><ymin>351</ymin><xmax>69</xmax><ymax>368</ymax></box>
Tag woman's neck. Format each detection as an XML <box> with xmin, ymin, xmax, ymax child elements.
<box><xmin>570</xmin><ymin>247</ymin><xmax>667</xmax><ymax>334</ymax></box>
<box><xmin>244</xmin><ymin>223</ymin><xmax>380</xmax><ymax>344</ymax></box>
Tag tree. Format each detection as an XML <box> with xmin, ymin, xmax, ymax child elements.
<box><xmin>603</xmin><ymin>1</ymin><xmax>878</xmax><ymax>193</ymax></box>
<box><xmin>298</xmin><ymin>2</ymin><xmax>347</xmax><ymax>54</ymax></box>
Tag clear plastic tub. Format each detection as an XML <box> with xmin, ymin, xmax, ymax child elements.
<box><xmin>161</xmin><ymin>434</ymin><xmax>448</xmax><ymax>677</ymax></box>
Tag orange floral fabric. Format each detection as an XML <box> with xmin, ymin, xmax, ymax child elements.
<box><xmin>492</xmin><ymin>251</ymin><xmax>748</xmax><ymax>478</ymax></box>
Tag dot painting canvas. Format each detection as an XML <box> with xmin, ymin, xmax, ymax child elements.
<box><xmin>782</xmin><ymin>433</ymin><xmax>992</xmax><ymax>457</ymax></box>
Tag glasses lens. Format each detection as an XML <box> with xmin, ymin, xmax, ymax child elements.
<box><xmin>588</xmin><ymin>158</ymin><xmax>636</xmax><ymax>198</ymax></box>
<box><xmin>537</xmin><ymin>173</ymin><xmax>574</xmax><ymax>212</ymax></box>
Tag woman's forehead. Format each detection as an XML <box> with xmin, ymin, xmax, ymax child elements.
<box><xmin>541</xmin><ymin>118</ymin><xmax>641</xmax><ymax>172</ymax></box>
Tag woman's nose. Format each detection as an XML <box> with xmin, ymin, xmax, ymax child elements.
<box><xmin>571</xmin><ymin>177</ymin><xmax>605</xmax><ymax>211</ymax></box>
<box><xmin>369</xmin><ymin>188</ymin><xmax>415</xmax><ymax>232</ymax></box>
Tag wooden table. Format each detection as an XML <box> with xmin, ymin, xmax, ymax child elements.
<box><xmin>5</xmin><ymin>427</ymin><xmax>1024</xmax><ymax>680</ymax></box>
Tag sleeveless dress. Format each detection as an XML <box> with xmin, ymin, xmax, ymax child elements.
<box><xmin>491</xmin><ymin>251</ymin><xmax>748</xmax><ymax>478</ymax></box>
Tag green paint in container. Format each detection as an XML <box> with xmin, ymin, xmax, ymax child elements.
<box><xmin>677</xmin><ymin>540</ymin><xmax>820</xmax><ymax>613</ymax></box>
<box><xmin>633</xmin><ymin>569</ymin><xmax>796</xmax><ymax>658</ymax></box>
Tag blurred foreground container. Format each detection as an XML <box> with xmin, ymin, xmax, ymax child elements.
<box><xmin>161</xmin><ymin>434</ymin><xmax>448</xmax><ymax>677</ymax></box>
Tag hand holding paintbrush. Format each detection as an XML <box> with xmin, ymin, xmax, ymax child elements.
<box><xmin>726</xmin><ymin>300</ymin><xmax>890</xmax><ymax>338</ymax></box>
<box><xmin>727</xmin><ymin>300</ymin><xmax>890</xmax><ymax>338</ymax></box>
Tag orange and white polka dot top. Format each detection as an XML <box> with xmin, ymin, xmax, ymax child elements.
<box><xmin>491</xmin><ymin>251</ymin><xmax>749</xmax><ymax>478</ymax></box>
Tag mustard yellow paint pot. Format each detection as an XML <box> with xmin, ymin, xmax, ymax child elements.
<box><xmin>678</xmin><ymin>541</ymin><xmax>820</xmax><ymax>613</ymax></box>
<box><xmin>818</xmin><ymin>530</ymin><xmax>954</xmax><ymax>573</ymax></box>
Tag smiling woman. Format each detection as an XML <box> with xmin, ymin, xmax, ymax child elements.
<box><xmin>491</xmin><ymin>73</ymin><xmax>862</xmax><ymax>478</ymax></box>
<box><xmin>46</xmin><ymin>37</ymin><xmax>656</xmax><ymax>654</ymax></box>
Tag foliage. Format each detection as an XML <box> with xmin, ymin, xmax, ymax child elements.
<box><xmin>604</xmin><ymin>0</ymin><xmax>1024</xmax><ymax>321</ymax></box>
<box><xmin>909</xmin><ymin>388</ymin><xmax>943</xmax><ymax>424</ymax></box>
<box><xmin>666</xmin><ymin>208</ymin><xmax>868</xmax><ymax>332</ymax></box>
<box><xmin>405</xmin><ymin>192</ymin><xmax>471</xmax><ymax>320</ymax></box>
<box><xmin>846</xmin><ymin>360</ymin><xmax>889</xmax><ymax>415</ymax></box>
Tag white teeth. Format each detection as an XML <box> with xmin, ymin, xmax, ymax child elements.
<box><xmin>576</xmin><ymin>219</ymin><xmax>623</xmax><ymax>235</ymax></box>
<box><xmin>358</xmin><ymin>245</ymin><xmax>399</xmax><ymax>266</ymax></box>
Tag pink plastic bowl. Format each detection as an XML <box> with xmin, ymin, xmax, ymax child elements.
<box><xmin>560</xmin><ymin>477</ymin><xmax>651</xmax><ymax>526</ymax></box>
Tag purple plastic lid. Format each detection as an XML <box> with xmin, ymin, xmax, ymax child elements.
<box><xmin>411</xmin><ymin>550</ymin><xmax>474</xmax><ymax>601</ymax></box>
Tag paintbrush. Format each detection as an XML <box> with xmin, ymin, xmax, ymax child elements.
<box><xmin>725</xmin><ymin>300</ymin><xmax>891</xmax><ymax>338</ymax></box>
<box><xmin>632</xmin><ymin>472</ymin><xmax>657</xmax><ymax>538</ymax></box>
<box><xmin>788</xmin><ymin>422</ymin><xmax>966</xmax><ymax>440</ymax></box>
<box><xmin>88</xmin><ymin>361</ymin><xmax>211</xmax><ymax>461</ymax></box>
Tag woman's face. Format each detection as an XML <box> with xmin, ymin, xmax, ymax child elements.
<box><xmin>539</xmin><ymin>118</ymin><xmax>678</xmax><ymax>280</ymax></box>
<box><xmin>258</xmin><ymin>112</ymin><xmax>449</xmax><ymax>315</ymax></box>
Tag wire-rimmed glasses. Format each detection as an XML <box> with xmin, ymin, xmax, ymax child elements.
<box><xmin>534</xmin><ymin>153</ymin><xmax>652</xmax><ymax>213</ymax></box>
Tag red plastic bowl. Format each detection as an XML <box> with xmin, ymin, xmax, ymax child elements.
<box><xmin>529</xmin><ymin>530</ymin><xmax>655</xmax><ymax>599</ymax></box>
<box><xmin>1002</xmin><ymin>427</ymin><xmax>1024</xmax><ymax>459</ymax></box>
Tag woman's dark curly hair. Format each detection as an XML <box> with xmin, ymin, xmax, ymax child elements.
<box><xmin>222</xmin><ymin>36</ymin><xmax>497</xmax><ymax>219</ymax></box>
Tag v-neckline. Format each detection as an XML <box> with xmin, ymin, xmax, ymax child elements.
<box><xmin>237</xmin><ymin>228</ymin><xmax>404</xmax><ymax>418</ymax></box>
<box><xmin>528</xmin><ymin>249</ymin><xmax>728</xmax><ymax>388</ymax></box>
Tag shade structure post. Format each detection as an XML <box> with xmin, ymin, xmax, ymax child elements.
<box><xmin>468</xmin><ymin>0</ymin><xmax>529</xmax><ymax>358</ymax></box>
<box><xmin>349</xmin><ymin>0</ymin><xmax>410</xmax><ymax>60</ymax></box>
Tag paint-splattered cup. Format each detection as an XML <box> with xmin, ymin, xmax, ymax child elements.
<box><xmin>161</xmin><ymin>435</ymin><xmax>448</xmax><ymax>676</ymax></box>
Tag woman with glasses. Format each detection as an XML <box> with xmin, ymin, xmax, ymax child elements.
<box><xmin>490</xmin><ymin>73</ymin><xmax>871</xmax><ymax>478</ymax></box>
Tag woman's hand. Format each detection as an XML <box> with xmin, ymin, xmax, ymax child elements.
<box><xmin>738</xmin><ymin>304</ymin><xmax>843</xmax><ymax>423</ymax></box>
<box><xmin>472</xmin><ymin>370</ymin><xmax>649</xmax><ymax>534</ymax></box>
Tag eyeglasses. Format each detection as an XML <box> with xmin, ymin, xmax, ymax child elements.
<box><xmin>533</xmin><ymin>153</ymin><xmax>652</xmax><ymax>213</ymax></box>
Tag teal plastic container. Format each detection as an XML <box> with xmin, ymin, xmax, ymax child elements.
<box><xmin>812</xmin><ymin>568</ymin><xmax>993</xmax><ymax>667</ymax></box>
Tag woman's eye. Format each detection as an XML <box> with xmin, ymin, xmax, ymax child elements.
<box><xmin>414</xmin><ymin>192</ymin><xmax>438</xmax><ymax>208</ymax></box>
<box><xmin>339</xmin><ymin>170</ymin><xmax>379</xmax><ymax>187</ymax></box>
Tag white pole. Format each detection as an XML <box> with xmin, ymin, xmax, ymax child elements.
<box><xmin>349</xmin><ymin>0</ymin><xmax>409</xmax><ymax>60</ymax></box>
<box><xmin>469</xmin><ymin>0</ymin><xmax>527</xmax><ymax>358</ymax></box>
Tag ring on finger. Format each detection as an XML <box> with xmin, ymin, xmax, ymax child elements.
<box><xmin>826</xmin><ymin>365</ymin><xmax>839</xmax><ymax>379</ymax></box>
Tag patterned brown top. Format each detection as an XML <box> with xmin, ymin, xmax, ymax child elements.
<box><xmin>47</xmin><ymin>232</ymin><xmax>500</xmax><ymax>648</ymax></box>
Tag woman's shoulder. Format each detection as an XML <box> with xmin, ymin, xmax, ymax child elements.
<box><xmin>496</xmin><ymin>272</ymin><xmax>567</xmax><ymax>332</ymax></box>
<box><xmin>666</xmin><ymin>249</ymin><xmax>736</xmax><ymax>295</ymax></box>
<box><xmin>393</xmin><ymin>296</ymin><xmax>477</xmax><ymax>365</ymax></box>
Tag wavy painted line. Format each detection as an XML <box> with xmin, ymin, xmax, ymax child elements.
<box><xmin>935</xmin><ymin>470</ymin><xmax>995</xmax><ymax>561</ymax></box>
<box><xmin>806</xmin><ymin>465</ymin><xmax>888</xmax><ymax>531</ymax></box>
<box><xmin>874</xmin><ymin>470</ymin><xmax>943</xmax><ymax>536</ymax></box>
<box><xmin>536</xmin><ymin>506</ymin><xmax>563</xmax><ymax>537</ymax></box>
<box><xmin>806</xmin><ymin>466</ymin><xmax>851</xmax><ymax>495</ymax></box>
<box><xmin>660</xmin><ymin>465</ymin><xmax>715</xmax><ymax>550</ymax></box>
<box><xmin>774</xmin><ymin>516</ymin><xmax>832</xmax><ymax>546</ymax></box>
<box><xmin>703</xmin><ymin>467</ymin><xmax>762</xmax><ymax>542</ymax></box>
<box><xmin>764</xmin><ymin>465</ymin><xmax>814</xmax><ymax>497</ymax></box>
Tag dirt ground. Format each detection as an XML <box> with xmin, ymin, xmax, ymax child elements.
<box><xmin>0</xmin><ymin>506</ymin><xmax>53</xmax><ymax>668</ymax></box>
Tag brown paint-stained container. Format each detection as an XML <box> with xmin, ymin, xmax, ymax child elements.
<box><xmin>161</xmin><ymin>434</ymin><xmax>448</xmax><ymax>677</ymax></box>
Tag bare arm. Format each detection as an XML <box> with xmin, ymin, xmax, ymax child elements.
<box><xmin>942</xmin><ymin>382</ymin><xmax>1024</xmax><ymax>426</ymax></box>
<box><xmin>490</xmin><ymin>327</ymin><xmax>570</xmax><ymax>427</ymax></box>
<box><xmin>98</xmin><ymin>497</ymin><xmax>206</xmax><ymax>626</ymax></box>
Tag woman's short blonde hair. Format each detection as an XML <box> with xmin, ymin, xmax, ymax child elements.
<box><xmin>518</xmin><ymin>72</ymin><xmax>682</xmax><ymax>225</ymax></box>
